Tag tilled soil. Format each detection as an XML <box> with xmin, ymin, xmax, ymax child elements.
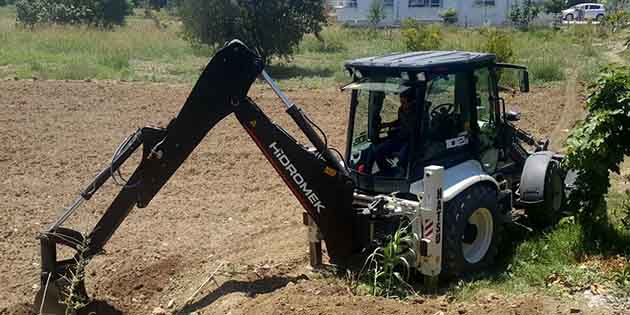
<box><xmin>1</xmin><ymin>79</ymin><xmax>593</xmax><ymax>315</ymax></box>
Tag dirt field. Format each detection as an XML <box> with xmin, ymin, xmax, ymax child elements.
<box><xmin>0</xmin><ymin>78</ymin><xmax>597</xmax><ymax>315</ymax></box>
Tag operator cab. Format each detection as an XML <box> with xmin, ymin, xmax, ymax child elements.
<box><xmin>343</xmin><ymin>51</ymin><xmax>529</xmax><ymax>194</ymax></box>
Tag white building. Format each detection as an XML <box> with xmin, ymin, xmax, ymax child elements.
<box><xmin>334</xmin><ymin>0</ymin><xmax>523</xmax><ymax>26</ymax></box>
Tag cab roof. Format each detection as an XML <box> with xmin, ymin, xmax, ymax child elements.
<box><xmin>345</xmin><ymin>51</ymin><xmax>496</xmax><ymax>76</ymax></box>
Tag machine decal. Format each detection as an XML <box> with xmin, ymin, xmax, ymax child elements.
<box><xmin>269</xmin><ymin>141</ymin><xmax>326</xmax><ymax>212</ymax></box>
<box><xmin>423</xmin><ymin>219</ymin><xmax>434</xmax><ymax>239</ymax></box>
<box><xmin>435</xmin><ymin>187</ymin><xmax>443</xmax><ymax>244</ymax></box>
<box><xmin>445</xmin><ymin>135</ymin><xmax>469</xmax><ymax>149</ymax></box>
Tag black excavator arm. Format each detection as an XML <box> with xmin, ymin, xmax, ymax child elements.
<box><xmin>35</xmin><ymin>40</ymin><xmax>355</xmax><ymax>315</ymax></box>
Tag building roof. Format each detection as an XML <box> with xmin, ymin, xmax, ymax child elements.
<box><xmin>345</xmin><ymin>51</ymin><xmax>496</xmax><ymax>74</ymax></box>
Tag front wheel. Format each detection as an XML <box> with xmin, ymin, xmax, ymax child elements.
<box><xmin>442</xmin><ymin>184</ymin><xmax>502</xmax><ymax>277</ymax></box>
<box><xmin>596</xmin><ymin>14</ymin><xmax>604</xmax><ymax>21</ymax></box>
<box><xmin>566</xmin><ymin>13</ymin><xmax>574</xmax><ymax>21</ymax></box>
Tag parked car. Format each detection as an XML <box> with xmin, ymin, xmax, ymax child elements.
<box><xmin>562</xmin><ymin>3</ymin><xmax>605</xmax><ymax>21</ymax></box>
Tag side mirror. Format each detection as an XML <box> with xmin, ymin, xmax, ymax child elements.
<box><xmin>495</xmin><ymin>63</ymin><xmax>530</xmax><ymax>93</ymax></box>
<box><xmin>520</xmin><ymin>70</ymin><xmax>529</xmax><ymax>93</ymax></box>
<box><xmin>505</xmin><ymin>110</ymin><xmax>521</xmax><ymax>122</ymax></box>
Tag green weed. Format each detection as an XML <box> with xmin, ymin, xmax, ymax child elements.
<box><xmin>359</xmin><ymin>224</ymin><xmax>415</xmax><ymax>298</ymax></box>
<box><xmin>450</xmin><ymin>222</ymin><xmax>604</xmax><ymax>300</ymax></box>
<box><xmin>98</xmin><ymin>53</ymin><xmax>130</xmax><ymax>70</ymax></box>
<box><xmin>300</xmin><ymin>26</ymin><xmax>347</xmax><ymax>53</ymax></box>
<box><xmin>528</xmin><ymin>56</ymin><xmax>566</xmax><ymax>83</ymax></box>
<box><xmin>0</xmin><ymin>7</ymin><xmax>605</xmax><ymax>87</ymax></box>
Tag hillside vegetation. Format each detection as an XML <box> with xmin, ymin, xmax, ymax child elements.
<box><xmin>0</xmin><ymin>6</ymin><xmax>606</xmax><ymax>88</ymax></box>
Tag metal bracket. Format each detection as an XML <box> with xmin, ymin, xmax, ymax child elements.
<box><xmin>416</xmin><ymin>166</ymin><xmax>444</xmax><ymax>279</ymax></box>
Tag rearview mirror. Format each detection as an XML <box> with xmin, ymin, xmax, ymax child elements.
<box><xmin>495</xmin><ymin>63</ymin><xmax>530</xmax><ymax>94</ymax></box>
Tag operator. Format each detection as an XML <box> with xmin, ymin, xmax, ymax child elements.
<box><xmin>364</xmin><ymin>88</ymin><xmax>416</xmax><ymax>173</ymax></box>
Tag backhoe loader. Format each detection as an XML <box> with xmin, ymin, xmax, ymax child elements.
<box><xmin>34</xmin><ymin>40</ymin><xmax>570</xmax><ymax>314</ymax></box>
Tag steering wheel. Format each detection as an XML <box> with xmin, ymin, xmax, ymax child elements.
<box><xmin>430</xmin><ymin>103</ymin><xmax>456</xmax><ymax>118</ymax></box>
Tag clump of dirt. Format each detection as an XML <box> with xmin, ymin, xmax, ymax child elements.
<box><xmin>1</xmin><ymin>303</ymin><xmax>34</xmax><ymax>315</ymax></box>
<box><xmin>505</xmin><ymin>78</ymin><xmax>586</xmax><ymax>152</ymax></box>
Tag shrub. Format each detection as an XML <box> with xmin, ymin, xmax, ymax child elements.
<box><xmin>401</xmin><ymin>19</ymin><xmax>441</xmax><ymax>51</ymax></box>
<box><xmin>604</xmin><ymin>10</ymin><xmax>630</xmax><ymax>33</ymax></box>
<box><xmin>542</xmin><ymin>0</ymin><xmax>564</xmax><ymax>15</ymax></box>
<box><xmin>15</xmin><ymin>0</ymin><xmax>45</xmax><ymax>26</ymax></box>
<box><xmin>617</xmin><ymin>191</ymin><xmax>630</xmax><ymax>230</ymax></box>
<box><xmin>439</xmin><ymin>8</ymin><xmax>457</xmax><ymax>25</ymax></box>
<box><xmin>564</xmin><ymin>67</ymin><xmax>630</xmax><ymax>231</ymax></box>
<box><xmin>102</xmin><ymin>0</ymin><xmax>133</xmax><ymax>26</ymax></box>
<box><xmin>368</xmin><ymin>0</ymin><xmax>386</xmax><ymax>29</ymax></box>
<box><xmin>15</xmin><ymin>0</ymin><xmax>132</xmax><ymax>27</ymax></box>
<box><xmin>148</xmin><ymin>0</ymin><xmax>167</xmax><ymax>9</ymax></box>
<box><xmin>480</xmin><ymin>28</ymin><xmax>513</xmax><ymax>63</ymax></box>
<box><xmin>528</xmin><ymin>56</ymin><xmax>565</xmax><ymax>82</ymax></box>
<box><xmin>178</xmin><ymin>0</ymin><xmax>326</xmax><ymax>64</ymax></box>
<box><xmin>300</xmin><ymin>29</ymin><xmax>347</xmax><ymax>53</ymax></box>
<box><xmin>509</xmin><ymin>0</ymin><xmax>540</xmax><ymax>30</ymax></box>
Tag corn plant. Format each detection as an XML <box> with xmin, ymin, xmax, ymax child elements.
<box><xmin>359</xmin><ymin>223</ymin><xmax>416</xmax><ymax>298</ymax></box>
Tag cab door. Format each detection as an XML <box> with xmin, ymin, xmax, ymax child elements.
<box><xmin>474</xmin><ymin>67</ymin><xmax>500</xmax><ymax>173</ymax></box>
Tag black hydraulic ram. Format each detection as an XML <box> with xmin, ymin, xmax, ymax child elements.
<box><xmin>34</xmin><ymin>40</ymin><xmax>355</xmax><ymax>315</ymax></box>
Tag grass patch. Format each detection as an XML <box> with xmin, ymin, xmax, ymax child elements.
<box><xmin>451</xmin><ymin>222</ymin><xmax>600</xmax><ymax>300</ymax></box>
<box><xmin>0</xmin><ymin>7</ymin><xmax>205</xmax><ymax>82</ymax></box>
<box><xmin>451</xmin><ymin>195</ymin><xmax>630</xmax><ymax>301</ymax></box>
<box><xmin>0</xmin><ymin>6</ymin><xmax>607</xmax><ymax>87</ymax></box>
<box><xmin>528</xmin><ymin>56</ymin><xmax>566</xmax><ymax>83</ymax></box>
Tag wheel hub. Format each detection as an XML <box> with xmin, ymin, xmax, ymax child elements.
<box><xmin>463</xmin><ymin>223</ymin><xmax>478</xmax><ymax>244</ymax></box>
<box><xmin>461</xmin><ymin>207</ymin><xmax>494</xmax><ymax>264</ymax></box>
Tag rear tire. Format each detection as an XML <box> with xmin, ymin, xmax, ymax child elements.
<box><xmin>526</xmin><ymin>161</ymin><xmax>564</xmax><ymax>229</ymax></box>
<box><xmin>442</xmin><ymin>184</ymin><xmax>502</xmax><ymax>277</ymax></box>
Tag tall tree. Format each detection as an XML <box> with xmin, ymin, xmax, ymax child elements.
<box><xmin>178</xmin><ymin>0</ymin><xmax>327</xmax><ymax>63</ymax></box>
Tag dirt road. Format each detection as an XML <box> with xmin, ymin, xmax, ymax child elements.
<box><xmin>0</xmin><ymin>79</ymin><xmax>597</xmax><ymax>315</ymax></box>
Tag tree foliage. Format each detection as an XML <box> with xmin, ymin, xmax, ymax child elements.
<box><xmin>367</xmin><ymin>0</ymin><xmax>386</xmax><ymax>29</ymax></box>
<box><xmin>401</xmin><ymin>19</ymin><xmax>441</xmax><ymax>51</ymax></box>
<box><xmin>509</xmin><ymin>0</ymin><xmax>540</xmax><ymax>30</ymax></box>
<box><xmin>543</xmin><ymin>0</ymin><xmax>564</xmax><ymax>14</ymax></box>
<box><xmin>567</xmin><ymin>0</ymin><xmax>589</xmax><ymax>6</ymax></box>
<box><xmin>15</xmin><ymin>0</ymin><xmax>132</xmax><ymax>27</ymax></box>
<box><xmin>439</xmin><ymin>8</ymin><xmax>458</xmax><ymax>25</ymax></box>
<box><xmin>178</xmin><ymin>0</ymin><xmax>326</xmax><ymax>63</ymax></box>
<box><xmin>564</xmin><ymin>67</ymin><xmax>630</xmax><ymax>230</ymax></box>
<box><xmin>604</xmin><ymin>10</ymin><xmax>630</xmax><ymax>32</ymax></box>
<box><xmin>481</xmin><ymin>28</ymin><xmax>513</xmax><ymax>63</ymax></box>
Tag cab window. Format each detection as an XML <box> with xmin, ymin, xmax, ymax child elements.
<box><xmin>421</xmin><ymin>72</ymin><xmax>472</xmax><ymax>162</ymax></box>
